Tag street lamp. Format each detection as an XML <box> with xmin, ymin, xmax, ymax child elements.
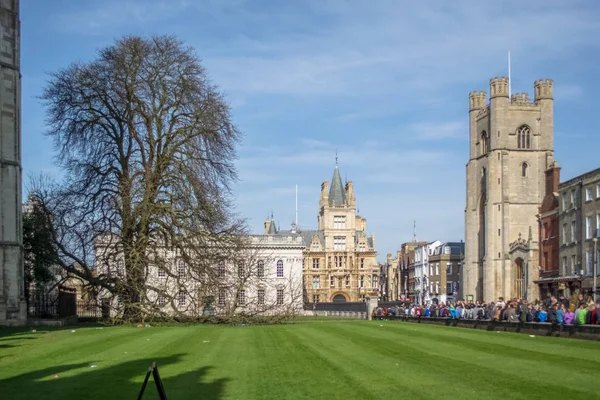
<box><xmin>594</xmin><ymin>237</ymin><xmax>598</xmax><ymax>303</ymax></box>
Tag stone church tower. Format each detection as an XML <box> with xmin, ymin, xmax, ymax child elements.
<box><xmin>464</xmin><ymin>76</ymin><xmax>555</xmax><ymax>302</ymax></box>
<box><xmin>0</xmin><ymin>0</ymin><xmax>25</xmax><ymax>326</ymax></box>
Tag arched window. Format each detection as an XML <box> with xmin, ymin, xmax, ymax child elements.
<box><xmin>517</xmin><ymin>125</ymin><xmax>531</xmax><ymax>149</ymax></box>
<box><xmin>276</xmin><ymin>260</ymin><xmax>284</xmax><ymax>277</ymax></box>
<box><xmin>480</xmin><ymin>131</ymin><xmax>489</xmax><ymax>155</ymax></box>
<box><xmin>521</xmin><ymin>162</ymin><xmax>528</xmax><ymax>177</ymax></box>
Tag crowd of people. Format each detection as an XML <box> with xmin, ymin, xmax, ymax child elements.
<box><xmin>373</xmin><ymin>293</ymin><xmax>600</xmax><ymax>325</ymax></box>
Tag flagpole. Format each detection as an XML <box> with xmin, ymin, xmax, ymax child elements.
<box><xmin>508</xmin><ymin>51</ymin><xmax>511</xmax><ymax>98</ymax></box>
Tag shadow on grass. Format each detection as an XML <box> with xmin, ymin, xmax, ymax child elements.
<box><xmin>0</xmin><ymin>354</ymin><xmax>228</xmax><ymax>400</ymax></box>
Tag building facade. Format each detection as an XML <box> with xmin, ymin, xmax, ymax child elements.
<box><xmin>557</xmin><ymin>167</ymin><xmax>600</xmax><ymax>298</ymax></box>
<box><xmin>413</xmin><ymin>241</ymin><xmax>441</xmax><ymax>304</ymax></box>
<box><xmin>464</xmin><ymin>76</ymin><xmax>555</xmax><ymax>302</ymax></box>
<box><xmin>301</xmin><ymin>162</ymin><xmax>378</xmax><ymax>303</ymax></box>
<box><xmin>534</xmin><ymin>163</ymin><xmax>561</xmax><ymax>298</ymax></box>
<box><xmin>0</xmin><ymin>0</ymin><xmax>25</xmax><ymax>326</ymax></box>
<box><xmin>428</xmin><ymin>242</ymin><xmax>465</xmax><ymax>304</ymax></box>
<box><xmin>95</xmin><ymin>232</ymin><xmax>305</xmax><ymax>317</ymax></box>
<box><xmin>397</xmin><ymin>241</ymin><xmax>426</xmax><ymax>301</ymax></box>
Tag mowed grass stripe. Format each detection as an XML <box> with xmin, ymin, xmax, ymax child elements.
<box><xmin>331</xmin><ymin>321</ymin><xmax>598</xmax><ymax>398</ymax></box>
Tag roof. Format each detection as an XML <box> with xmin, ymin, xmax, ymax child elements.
<box><xmin>328</xmin><ymin>165</ymin><xmax>347</xmax><ymax>206</ymax></box>
<box><xmin>266</xmin><ymin>218</ymin><xmax>278</xmax><ymax>235</ymax></box>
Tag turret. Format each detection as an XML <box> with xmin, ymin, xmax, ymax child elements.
<box><xmin>469</xmin><ymin>91</ymin><xmax>486</xmax><ymax>112</ymax></box>
<box><xmin>534</xmin><ymin>79</ymin><xmax>553</xmax><ymax>102</ymax></box>
<box><xmin>489</xmin><ymin>77</ymin><xmax>509</xmax><ymax>99</ymax></box>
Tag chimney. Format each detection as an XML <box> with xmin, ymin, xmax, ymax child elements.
<box><xmin>264</xmin><ymin>218</ymin><xmax>271</xmax><ymax>235</ymax></box>
<box><xmin>545</xmin><ymin>162</ymin><xmax>560</xmax><ymax>196</ymax></box>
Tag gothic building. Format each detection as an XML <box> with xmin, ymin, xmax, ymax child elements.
<box><xmin>300</xmin><ymin>162</ymin><xmax>378</xmax><ymax>303</ymax></box>
<box><xmin>464</xmin><ymin>76</ymin><xmax>555</xmax><ymax>302</ymax></box>
<box><xmin>0</xmin><ymin>1</ymin><xmax>25</xmax><ymax>326</ymax></box>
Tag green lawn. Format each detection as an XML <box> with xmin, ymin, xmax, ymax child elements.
<box><xmin>1</xmin><ymin>319</ymin><xmax>599</xmax><ymax>399</ymax></box>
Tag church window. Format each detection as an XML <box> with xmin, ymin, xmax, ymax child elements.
<box><xmin>334</xmin><ymin>236</ymin><xmax>346</xmax><ymax>250</ymax></box>
<box><xmin>480</xmin><ymin>131</ymin><xmax>489</xmax><ymax>155</ymax></box>
<box><xmin>276</xmin><ymin>260</ymin><xmax>284</xmax><ymax>277</ymax></box>
<box><xmin>257</xmin><ymin>260</ymin><xmax>265</xmax><ymax>277</ymax></box>
<box><xmin>517</xmin><ymin>125</ymin><xmax>531</xmax><ymax>149</ymax></box>
<box><xmin>334</xmin><ymin>216</ymin><xmax>346</xmax><ymax>229</ymax></box>
<box><xmin>521</xmin><ymin>162</ymin><xmax>528</xmax><ymax>177</ymax></box>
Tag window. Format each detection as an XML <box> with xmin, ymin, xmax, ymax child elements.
<box><xmin>562</xmin><ymin>223</ymin><xmax>568</xmax><ymax>244</ymax></box>
<box><xmin>312</xmin><ymin>276</ymin><xmax>320</xmax><ymax>289</ymax></box>
<box><xmin>330</xmin><ymin>276</ymin><xmax>334</xmax><ymax>287</ymax></box>
<box><xmin>587</xmin><ymin>216</ymin><xmax>594</xmax><ymax>239</ymax></box>
<box><xmin>334</xmin><ymin>216</ymin><xmax>346</xmax><ymax>229</ymax></box>
<box><xmin>359</xmin><ymin>244</ymin><xmax>366</xmax><ymax>252</ymax></box>
<box><xmin>158</xmin><ymin>268</ymin><xmax>165</xmax><ymax>278</ymax></box>
<box><xmin>334</xmin><ymin>236</ymin><xmax>346</xmax><ymax>250</ymax></box>
<box><xmin>446</xmin><ymin>282</ymin><xmax>452</xmax><ymax>295</ymax></box>
<box><xmin>312</xmin><ymin>294</ymin><xmax>320</xmax><ymax>303</ymax></box>
<box><xmin>257</xmin><ymin>289</ymin><xmax>265</xmax><ymax>305</ymax></box>
<box><xmin>435</xmin><ymin>282</ymin><xmax>439</xmax><ymax>293</ymax></box>
<box><xmin>517</xmin><ymin>125</ymin><xmax>531</xmax><ymax>149</ymax></box>
<box><xmin>571</xmin><ymin>190</ymin><xmax>576</xmax><ymax>208</ymax></box>
<box><xmin>311</xmin><ymin>243</ymin><xmax>319</xmax><ymax>251</ymax></box>
<box><xmin>218</xmin><ymin>289</ymin><xmax>225</xmax><ymax>306</ymax></box>
<box><xmin>586</xmin><ymin>187</ymin><xmax>593</xmax><ymax>202</ymax></box>
<box><xmin>597</xmin><ymin>214</ymin><xmax>600</xmax><ymax>236</ymax></box>
<box><xmin>218</xmin><ymin>262</ymin><xmax>225</xmax><ymax>277</ymax></box>
<box><xmin>443</xmin><ymin>246</ymin><xmax>451</xmax><ymax>255</ymax></box>
<box><xmin>447</xmin><ymin>263</ymin><xmax>453</xmax><ymax>274</ymax></box>
<box><xmin>562</xmin><ymin>193</ymin><xmax>568</xmax><ymax>211</ymax></box>
<box><xmin>480</xmin><ymin>131</ymin><xmax>489</xmax><ymax>154</ymax></box>
<box><xmin>562</xmin><ymin>257</ymin><xmax>568</xmax><ymax>276</ymax></box>
<box><xmin>597</xmin><ymin>184</ymin><xmax>600</xmax><ymax>199</ymax></box>
<box><xmin>238</xmin><ymin>290</ymin><xmax>246</xmax><ymax>306</ymax></box>
<box><xmin>276</xmin><ymin>289</ymin><xmax>284</xmax><ymax>305</ymax></box>
<box><xmin>345</xmin><ymin>275</ymin><xmax>350</xmax><ymax>287</ymax></box>
<box><xmin>312</xmin><ymin>258</ymin><xmax>320</xmax><ymax>269</ymax></box>
<box><xmin>435</xmin><ymin>263</ymin><xmax>439</xmax><ymax>275</ymax></box>
<box><xmin>521</xmin><ymin>163</ymin><xmax>528</xmax><ymax>177</ymax></box>
<box><xmin>360</xmin><ymin>258</ymin><xmax>365</xmax><ymax>268</ymax></box>
<box><xmin>276</xmin><ymin>260</ymin><xmax>284</xmax><ymax>277</ymax></box>
<box><xmin>571</xmin><ymin>221</ymin><xmax>576</xmax><ymax>243</ymax></box>
<box><xmin>586</xmin><ymin>251</ymin><xmax>593</xmax><ymax>275</ymax></box>
<box><xmin>571</xmin><ymin>255</ymin><xmax>577</xmax><ymax>275</ymax></box>
<box><xmin>360</xmin><ymin>275</ymin><xmax>364</xmax><ymax>288</ymax></box>
<box><xmin>178</xmin><ymin>260</ymin><xmax>186</xmax><ymax>278</ymax></box>
<box><xmin>237</xmin><ymin>261</ymin><xmax>244</xmax><ymax>277</ymax></box>
<box><xmin>178</xmin><ymin>292</ymin><xmax>186</xmax><ymax>306</ymax></box>
<box><xmin>372</xmin><ymin>275</ymin><xmax>378</xmax><ymax>289</ymax></box>
<box><xmin>158</xmin><ymin>297</ymin><xmax>166</xmax><ymax>306</ymax></box>
<box><xmin>257</xmin><ymin>261</ymin><xmax>264</xmax><ymax>277</ymax></box>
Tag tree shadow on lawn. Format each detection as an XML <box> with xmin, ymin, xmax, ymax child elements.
<box><xmin>0</xmin><ymin>354</ymin><xmax>229</xmax><ymax>400</ymax></box>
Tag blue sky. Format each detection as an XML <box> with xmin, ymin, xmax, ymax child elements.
<box><xmin>21</xmin><ymin>0</ymin><xmax>600</xmax><ymax>261</ymax></box>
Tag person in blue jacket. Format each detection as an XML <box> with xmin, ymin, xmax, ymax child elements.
<box><xmin>537</xmin><ymin>307</ymin><xmax>548</xmax><ymax>322</ymax></box>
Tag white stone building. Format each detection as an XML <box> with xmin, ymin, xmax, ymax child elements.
<box><xmin>94</xmin><ymin>230</ymin><xmax>305</xmax><ymax>318</ymax></box>
<box><xmin>413</xmin><ymin>241</ymin><xmax>441</xmax><ymax>305</ymax></box>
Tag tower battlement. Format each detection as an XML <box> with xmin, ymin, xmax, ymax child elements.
<box><xmin>469</xmin><ymin>90</ymin><xmax>487</xmax><ymax>111</ymax></box>
<box><xmin>489</xmin><ymin>77</ymin><xmax>509</xmax><ymax>99</ymax></box>
<box><xmin>534</xmin><ymin>79</ymin><xmax>553</xmax><ymax>101</ymax></box>
<box><xmin>510</xmin><ymin>92</ymin><xmax>529</xmax><ymax>104</ymax></box>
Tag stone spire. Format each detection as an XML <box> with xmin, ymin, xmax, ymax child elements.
<box><xmin>328</xmin><ymin>160</ymin><xmax>347</xmax><ymax>206</ymax></box>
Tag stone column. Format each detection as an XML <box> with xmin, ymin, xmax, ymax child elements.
<box><xmin>366</xmin><ymin>296</ymin><xmax>378</xmax><ymax>320</ymax></box>
<box><xmin>0</xmin><ymin>0</ymin><xmax>26</xmax><ymax>326</ymax></box>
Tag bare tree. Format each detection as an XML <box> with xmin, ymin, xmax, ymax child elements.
<box><xmin>34</xmin><ymin>35</ymin><xmax>244</xmax><ymax>321</ymax></box>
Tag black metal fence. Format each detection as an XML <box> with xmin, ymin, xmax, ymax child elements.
<box><xmin>77</xmin><ymin>301</ymin><xmax>101</xmax><ymax>319</ymax></box>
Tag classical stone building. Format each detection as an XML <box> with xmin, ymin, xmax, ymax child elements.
<box><xmin>534</xmin><ymin>163</ymin><xmax>561</xmax><ymax>298</ymax></box>
<box><xmin>0</xmin><ymin>0</ymin><xmax>25</xmax><ymax>326</ymax></box>
<box><xmin>301</xmin><ymin>162</ymin><xmax>378</xmax><ymax>303</ymax></box>
<box><xmin>464</xmin><ymin>76</ymin><xmax>555</xmax><ymax>302</ymax></box>
<box><xmin>95</xmin><ymin>231</ymin><xmax>305</xmax><ymax>317</ymax></box>
<box><xmin>557</xmin><ymin>167</ymin><xmax>600</xmax><ymax>298</ymax></box>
